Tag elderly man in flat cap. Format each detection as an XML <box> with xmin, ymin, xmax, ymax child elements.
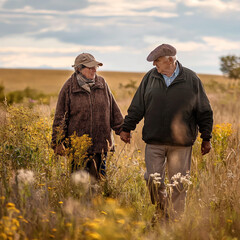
<box><xmin>52</xmin><ymin>53</ymin><xmax>123</xmax><ymax>180</ymax></box>
<box><xmin>120</xmin><ymin>44</ymin><xmax>213</xmax><ymax>220</ymax></box>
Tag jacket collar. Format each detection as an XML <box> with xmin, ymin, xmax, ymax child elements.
<box><xmin>71</xmin><ymin>72</ymin><xmax>104</xmax><ymax>93</ymax></box>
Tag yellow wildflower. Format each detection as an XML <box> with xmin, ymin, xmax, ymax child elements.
<box><xmin>84</xmin><ymin>222</ymin><xmax>99</xmax><ymax>229</ymax></box>
<box><xmin>105</xmin><ymin>198</ymin><xmax>116</xmax><ymax>205</ymax></box>
<box><xmin>0</xmin><ymin>233</ymin><xmax>7</xmax><ymax>239</ymax></box>
<box><xmin>117</xmin><ymin>219</ymin><xmax>125</xmax><ymax>224</ymax></box>
<box><xmin>115</xmin><ymin>208</ymin><xmax>126</xmax><ymax>216</ymax></box>
<box><xmin>22</xmin><ymin>219</ymin><xmax>29</xmax><ymax>223</ymax></box>
<box><xmin>6</xmin><ymin>203</ymin><xmax>15</xmax><ymax>208</ymax></box>
<box><xmin>212</xmin><ymin>123</ymin><xmax>232</xmax><ymax>140</ymax></box>
<box><xmin>12</xmin><ymin>218</ymin><xmax>20</xmax><ymax>227</ymax></box>
<box><xmin>85</xmin><ymin>231</ymin><xmax>101</xmax><ymax>240</ymax></box>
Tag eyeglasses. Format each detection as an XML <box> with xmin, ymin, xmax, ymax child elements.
<box><xmin>87</xmin><ymin>66</ymin><xmax>98</xmax><ymax>70</ymax></box>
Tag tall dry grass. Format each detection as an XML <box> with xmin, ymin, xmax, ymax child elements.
<box><xmin>0</xmin><ymin>69</ymin><xmax>240</xmax><ymax>239</ymax></box>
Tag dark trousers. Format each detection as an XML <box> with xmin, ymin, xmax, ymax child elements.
<box><xmin>71</xmin><ymin>153</ymin><xmax>107</xmax><ymax>180</ymax></box>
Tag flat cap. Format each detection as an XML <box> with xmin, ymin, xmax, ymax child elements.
<box><xmin>72</xmin><ymin>53</ymin><xmax>103</xmax><ymax>68</ymax></box>
<box><xmin>147</xmin><ymin>44</ymin><xmax>177</xmax><ymax>62</ymax></box>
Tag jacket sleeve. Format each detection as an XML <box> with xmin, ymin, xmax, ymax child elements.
<box><xmin>195</xmin><ymin>78</ymin><xmax>213</xmax><ymax>141</ymax></box>
<box><xmin>105</xmin><ymin>82</ymin><xmax>124</xmax><ymax>135</ymax></box>
<box><xmin>122</xmin><ymin>73</ymin><xmax>148</xmax><ymax>132</ymax></box>
<box><xmin>51</xmin><ymin>81</ymin><xmax>70</xmax><ymax>149</ymax></box>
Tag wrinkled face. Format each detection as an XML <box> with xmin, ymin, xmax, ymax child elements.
<box><xmin>81</xmin><ymin>66</ymin><xmax>98</xmax><ymax>80</ymax></box>
<box><xmin>153</xmin><ymin>56</ymin><xmax>171</xmax><ymax>74</ymax></box>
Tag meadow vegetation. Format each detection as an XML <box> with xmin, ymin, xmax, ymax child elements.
<box><xmin>0</xmin><ymin>69</ymin><xmax>240</xmax><ymax>239</ymax></box>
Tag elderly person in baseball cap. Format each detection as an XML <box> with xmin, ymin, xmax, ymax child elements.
<box><xmin>120</xmin><ymin>44</ymin><xmax>213</xmax><ymax>221</ymax></box>
<box><xmin>52</xmin><ymin>53</ymin><xmax>123</xmax><ymax>180</ymax></box>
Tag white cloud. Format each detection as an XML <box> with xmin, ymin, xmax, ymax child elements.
<box><xmin>0</xmin><ymin>0</ymin><xmax>178</xmax><ymax>18</ymax></box>
<box><xmin>184</xmin><ymin>11</ymin><xmax>194</xmax><ymax>16</ymax></box>
<box><xmin>87</xmin><ymin>0</ymin><xmax>177</xmax><ymax>10</ymax></box>
<box><xmin>71</xmin><ymin>8</ymin><xmax>178</xmax><ymax>17</ymax></box>
<box><xmin>0</xmin><ymin>36</ymin><xmax>122</xmax><ymax>52</ymax></box>
<box><xmin>0</xmin><ymin>0</ymin><xmax>7</xmax><ymax>8</ymax></box>
<box><xmin>144</xmin><ymin>35</ymin><xmax>240</xmax><ymax>53</ymax></box>
<box><xmin>0</xmin><ymin>46</ymin><xmax>123</xmax><ymax>54</ymax></box>
<box><xmin>0</xmin><ymin>53</ymin><xmax>73</xmax><ymax>68</ymax></box>
<box><xmin>143</xmin><ymin>36</ymin><xmax>207</xmax><ymax>52</ymax></box>
<box><xmin>202</xmin><ymin>36</ymin><xmax>240</xmax><ymax>51</ymax></box>
<box><xmin>0</xmin><ymin>36</ymin><xmax>123</xmax><ymax>68</ymax></box>
<box><xmin>180</xmin><ymin>0</ymin><xmax>240</xmax><ymax>12</ymax></box>
<box><xmin>0</xmin><ymin>5</ymin><xmax>60</xmax><ymax>14</ymax></box>
<box><xmin>76</xmin><ymin>0</ymin><xmax>178</xmax><ymax>17</ymax></box>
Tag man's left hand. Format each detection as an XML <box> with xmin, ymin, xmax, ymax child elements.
<box><xmin>201</xmin><ymin>141</ymin><xmax>211</xmax><ymax>155</ymax></box>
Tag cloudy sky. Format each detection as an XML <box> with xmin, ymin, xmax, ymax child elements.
<box><xmin>0</xmin><ymin>0</ymin><xmax>240</xmax><ymax>74</ymax></box>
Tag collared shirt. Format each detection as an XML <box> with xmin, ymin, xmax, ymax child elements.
<box><xmin>162</xmin><ymin>62</ymin><xmax>179</xmax><ymax>87</ymax></box>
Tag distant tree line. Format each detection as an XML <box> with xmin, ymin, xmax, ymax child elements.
<box><xmin>220</xmin><ymin>55</ymin><xmax>240</xmax><ymax>80</ymax></box>
<box><xmin>0</xmin><ymin>83</ymin><xmax>53</xmax><ymax>105</ymax></box>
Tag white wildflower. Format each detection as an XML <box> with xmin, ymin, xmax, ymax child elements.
<box><xmin>180</xmin><ymin>176</ymin><xmax>192</xmax><ymax>186</ymax></box>
<box><xmin>150</xmin><ymin>173</ymin><xmax>161</xmax><ymax>178</ymax></box>
<box><xmin>153</xmin><ymin>180</ymin><xmax>161</xmax><ymax>185</ymax></box>
<box><xmin>150</xmin><ymin>173</ymin><xmax>162</xmax><ymax>185</ymax></box>
<box><xmin>64</xmin><ymin>198</ymin><xmax>82</xmax><ymax>216</ymax></box>
<box><xmin>154</xmin><ymin>177</ymin><xmax>162</xmax><ymax>181</ymax></box>
<box><xmin>17</xmin><ymin>169</ymin><xmax>35</xmax><ymax>185</ymax></box>
<box><xmin>173</xmin><ymin>180</ymin><xmax>179</xmax><ymax>186</ymax></box>
<box><xmin>171</xmin><ymin>172</ymin><xmax>182</xmax><ymax>181</ymax></box>
<box><xmin>71</xmin><ymin>170</ymin><xmax>90</xmax><ymax>185</ymax></box>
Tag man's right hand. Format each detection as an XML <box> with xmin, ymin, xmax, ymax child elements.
<box><xmin>120</xmin><ymin>131</ymin><xmax>131</xmax><ymax>144</ymax></box>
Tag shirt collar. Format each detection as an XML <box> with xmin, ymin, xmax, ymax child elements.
<box><xmin>163</xmin><ymin>62</ymin><xmax>179</xmax><ymax>79</ymax></box>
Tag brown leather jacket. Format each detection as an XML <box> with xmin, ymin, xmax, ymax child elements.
<box><xmin>52</xmin><ymin>72</ymin><xmax>123</xmax><ymax>153</ymax></box>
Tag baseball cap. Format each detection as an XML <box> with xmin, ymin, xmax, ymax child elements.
<box><xmin>72</xmin><ymin>53</ymin><xmax>103</xmax><ymax>68</ymax></box>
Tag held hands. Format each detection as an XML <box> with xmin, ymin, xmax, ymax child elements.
<box><xmin>120</xmin><ymin>131</ymin><xmax>131</xmax><ymax>144</ymax></box>
<box><xmin>201</xmin><ymin>140</ymin><xmax>211</xmax><ymax>155</ymax></box>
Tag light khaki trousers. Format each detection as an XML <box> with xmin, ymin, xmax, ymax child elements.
<box><xmin>144</xmin><ymin>144</ymin><xmax>192</xmax><ymax>217</ymax></box>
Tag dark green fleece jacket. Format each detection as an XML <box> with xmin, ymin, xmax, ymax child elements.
<box><xmin>122</xmin><ymin>62</ymin><xmax>213</xmax><ymax>146</ymax></box>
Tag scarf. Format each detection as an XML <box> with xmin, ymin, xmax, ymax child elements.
<box><xmin>76</xmin><ymin>73</ymin><xmax>95</xmax><ymax>93</ymax></box>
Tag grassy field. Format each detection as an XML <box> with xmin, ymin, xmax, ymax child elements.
<box><xmin>0</xmin><ymin>68</ymin><xmax>240</xmax><ymax>240</ymax></box>
<box><xmin>0</xmin><ymin>68</ymin><xmax>145</xmax><ymax>95</ymax></box>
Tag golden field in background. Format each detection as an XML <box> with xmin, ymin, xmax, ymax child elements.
<box><xmin>0</xmin><ymin>68</ymin><xmax>145</xmax><ymax>94</ymax></box>
<box><xmin>0</xmin><ymin>68</ymin><xmax>229</xmax><ymax>94</ymax></box>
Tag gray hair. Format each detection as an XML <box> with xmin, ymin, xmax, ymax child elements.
<box><xmin>166</xmin><ymin>55</ymin><xmax>177</xmax><ymax>63</ymax></box>
<box><xmin>74</xmin><ymin>64</ymin><xmax>86</xmax><ymax>73</ymax></box>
